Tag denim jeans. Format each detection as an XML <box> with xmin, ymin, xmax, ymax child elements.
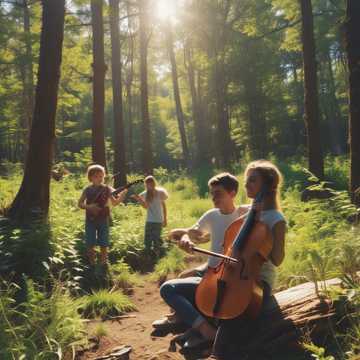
<box><xmin>85</xmin><ymin>219</ymin><xmax>109</xmax><ymax>247</ymax></box>
<box><xmin>160</xmin><ymin>276</ymin><xmax>205</xmax><ymax>328</ymax></box>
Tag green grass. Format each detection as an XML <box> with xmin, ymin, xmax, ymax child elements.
<box><xmin>0</xmin><ymin>279</ymin><xmax>87</xmax><ymax>359</ymax></box>
<box><xmin>0</xmin><ymin>156</ymin><xmax>360</xmax><ymax>357</ymax></box>
<box><xmin>78</xmin><ymin>290</ymin><xmax>136</xmax><ymax>319</ymax></box>
<box><xmin>153</xmin><ymin>246</ymin><xmax>186</xmax><ymax>283</ymax></box>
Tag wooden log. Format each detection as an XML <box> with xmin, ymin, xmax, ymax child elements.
<box><xmin>214</xmin><ymin>278</ymin><xmax>345</xmax><ymax>359</ymax></box>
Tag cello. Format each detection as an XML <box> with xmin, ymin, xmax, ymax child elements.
<box><xmin>195</xmin><ymin>188</ymin><xmax>273</xmax><ymax>320</ymax></box>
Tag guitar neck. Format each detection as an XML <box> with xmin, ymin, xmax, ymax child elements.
<box><xmin>112</xmin><ymin>184</ymin><xmax>129</xmax><ymax>196</ymax></box>
<box><xmin>112</xmin><ymin>179</ymin><xmax>143</xmax><ymax>196</ymax></box>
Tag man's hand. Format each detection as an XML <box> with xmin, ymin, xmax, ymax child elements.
<box><xmin>163</xmin><ymin>219</ymin><xmax>167</xmax><ymax>227</ymax></box>
<box><xmin>178</xmin><ymin>234</ymin><xmax>195</xmax><ymax>254</ymax></box>
<box><xmin>168</xmin><ymin>228</ymin><xmax>187</xmax><ymax>241</ymax></box>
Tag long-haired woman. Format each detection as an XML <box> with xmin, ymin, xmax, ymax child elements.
<box><xmin>132</xmin><ymin>176</ymin><xmax>168</xmax><ymax>256</ymax></box>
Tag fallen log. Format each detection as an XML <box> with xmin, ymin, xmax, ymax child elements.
<box><xmin>214</xmin><ymin>278</ymin><xmax>347</xmax><ymax>360</ymax></box>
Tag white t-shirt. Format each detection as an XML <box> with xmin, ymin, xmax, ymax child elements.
<box><xmin>258</xmin><ymin>209</ymin><xmax>286</xmax><ymax>290</ymax></box>
<box><xmin>140</xmin><ymin>188</ymin><xmax>168</xmax><ymax>223</ymax></box>
<box><xmin>192</xmin><ymin>206</ymin><xmax>286</xmax><ymax>290</ymax></box>
<box><xmin>191</xmin><ymin>207</ymin><xmax>246</xmax><ymax>268</ymax></box>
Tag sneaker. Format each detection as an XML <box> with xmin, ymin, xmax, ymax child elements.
<box><xmin>152</xmin><ymin>316</ymin><xmax>178</xmax><ymax>329</ymax></box>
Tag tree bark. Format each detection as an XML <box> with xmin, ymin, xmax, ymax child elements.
<box><xmin>165</xmin><ymin>20</ymin><xmax>190</xmax><ymax>167</ymax></box>
<box><xmin>214</xmin><ymin>58</ymin><xmax>232</xmax><ymax>167</ymax></box>
<box><xmin>299</xmin><ymin>0</ymin><xmax>324</xmax><ymax>179</ymax></box>
<box><xmin>22</xmin><ymin>0</ymin><xmax>34</xmax><ymax>158</ymax></box>
<box><xmin>345</xmin><ymin>0</ymin><xmax>360</xmax><ymax>206</ymax></box>
<box><xmin>125</xmin><ymin>0</ymin><xmax>135</xmax><ymax>170</ymax></box>
<box><xmin>214</xmin><ymin>278</ymin><xmax>344</xmax><ymax>359</ymax></box>
<box><xmin>243</xmin><ymin>42</ymin><xmax>267</xmax><ymax>160</ymax></box>
<box><xmin>184</xmin><ymin>41</ymin><xmax>209</xmax><ymax>166</ymax></box>
<box><xmin>325</xmin><ymin>49</ymin><xmax>343</xmax><ymax>155</ymax></box>
<box><xmin>7</xmin><ymin>0</ymin><xmax>65</xmax><ymax>221</ymax></box>
<box><xmin>109</xmin><ymin>0</ymin><xmax>127</xmax><ymax>188</ymax></box>
<box><xmin>139</xmin><ymin>0</ymin><xmax>153</xmax><ymax>174</ymax></box>
<box><xmin>91</xmin><ymin>0</ymin><xmax>107</xmax><ymax>168</ymax></box>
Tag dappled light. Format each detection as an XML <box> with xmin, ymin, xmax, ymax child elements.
<box><xmin>0</xmin><ymin>0</ymin><xmax>360</xmax><ymax>359</ymax></box>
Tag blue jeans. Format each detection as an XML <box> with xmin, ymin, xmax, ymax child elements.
<box><xmin>85</xmin><ymin>219</ymin><xmax>109</xmax><ymax>247</ymax></box>
<box><xmin>160</xmin><ymin>276</ymin><xmax>204</xmax><ymax>328</ymax></box>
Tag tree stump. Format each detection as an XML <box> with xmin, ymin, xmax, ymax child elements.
<box><xmin>214</xmin><ymin>278</ymin><xmax>344</xmax><ymax>360</ymax></box>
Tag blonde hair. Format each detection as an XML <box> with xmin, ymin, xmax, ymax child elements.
<box><xmin>245</xmin><ymin>160</ymin><xmax>283</xmax><ymax>210</ymax></box>
<box><xmin>87</xmin><ymin>164</ymin><xmax>105</xmax><ymax>181</ymax></box>
<box><xmin>144</xmin><ymin>175</ymin><xmax>157</xmax><ymax>203</ymax></box>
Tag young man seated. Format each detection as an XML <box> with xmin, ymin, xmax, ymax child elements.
<box><xmin>157</xmin><ymin>173</ymin><xmax>247</xmax><ymax>350</ymax></box>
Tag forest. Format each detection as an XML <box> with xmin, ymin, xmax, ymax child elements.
<box><xmin>0</xmin><ymin>0</ymin><xmax>360</xmax><ymax>359</ymax></box>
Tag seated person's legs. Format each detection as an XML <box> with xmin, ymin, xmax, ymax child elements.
<box><xmin>160</xmin><ymin>277</ymin><xmax>216</xmax><ymax>341</ymax></box>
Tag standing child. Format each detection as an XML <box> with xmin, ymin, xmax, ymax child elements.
<box><xmin>78</xmin><ymin>164</ymin><xmax>128</xmax><ymax>266</ymax></box>
<box><xmin>131</xmin><ymin>175</ymin><xmax>168</xmax><ymax>256</ymax></box>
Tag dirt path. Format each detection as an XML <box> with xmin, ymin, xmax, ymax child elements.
<box><xmin>79</xmin><ymin>276</ymin><xmax>190</xmax><ymax>360</ymax></box>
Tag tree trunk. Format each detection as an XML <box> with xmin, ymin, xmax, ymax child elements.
<box><xmin>125</xmin><ymin>1</ymin><xmax>135</xmax><ymax>170</ymax></box>
<box><xmin>165</xmin><ymin>20</ymin><xmax>190</xmax><ymax>167</ymax></box>
<box><xmin>139</xmin><ymin>0</ymin><xmax>153</xmax><ymax>174</ymax></box>
<box><xmin>214</xmin><ymin>58</ymin><xmax>232</xmax><ymax>168</ymax></box>
<box><xmin>325</xmin><ymin>49</ymin><xmax>343</xmax><ymax>155</ymax></box>
<box><xmin>91</xmin><ymin>0</ymin><xmax>107</xmax><ymax>168</ymax></box>
<box><xmin>299</xmin><ymin>0</ymin><xmax>324</xmax><ymax>179</ymax></box>
<box><xmin>244</xmin><ymin>79</ymin><xmax>267</xmax><ymax>160</ymax></box>
<box><xmin>345</xmin><ymin>0</ymin><xmax>360</xmax><ymax>206</ymax></box>
<box><xmin>184</xmin><ymin>41</ymin><xmax>209</xmax><ymax>166</ymax></box>
<box><xmin>243</xmin><ymin>42</ymin><xmax>267</xmax><ymax>160</ymax></box>
<box><xmin>109</xmin><ymin>0</ymin><xmax>126</xmax><ymax>188</ymax></box>
<box><xmin>7</xmin><ymin>0</ymin><xmax>65</xmax><ymax>221</ymax></box>
<box><xmin>22</xmin><ymin>0</ymin><xmax>34</xmax><ymax>158</ymax></box>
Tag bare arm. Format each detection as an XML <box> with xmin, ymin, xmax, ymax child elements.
<box><xmin>269</xmin><ymin>221</ymin><xmax>286</xmax><ymax>266</ymax></box>
<box><xmin>131</xmin><ymin>194</ymin><xmax>148</xmax><ymax>209</ymax></box>
<box><xmin>162</xmin><ymin>200</ymin><xmax>167</xmax><ymax>227</ymax></box>
<box><xmin>111</xmin><ymin>189</ymin><xmax>128</xmax><ymax>206</ymax></box>
<box><xmin>78</xmin><ymin>191</ymin><xmax>87</xmax><ymax>210</ymax></box>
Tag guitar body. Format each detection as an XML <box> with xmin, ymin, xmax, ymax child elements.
<box><xmin>195</xmin><ymin>216</ymin><xmax>273</xmax><ymax>320</ymax></box>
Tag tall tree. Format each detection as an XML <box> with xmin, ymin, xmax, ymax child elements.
<box><xmin>124</xmin><ymin>0</ymin><xmax>135</xmax><ymax>169</ymax></box>
<box><xmin>21</xmin><ymin>0</ymin><xmax>34</xmax><ymax>155</ymax></box>
<box><xmin>184</xmin><ymin>39</ymin><xmax>210</xmax><ymax>166</ymax></box>
<box><xmin>345</xmin><ymin>0</ymin><xmax>360</xmax><ymax>205</ymax></box>
<box><xmin>139</xmin><ymin>0</ymin><xmax>153</xmax><ymax>174</ymax></box>
<box><xmin>165</xmin><ymin>20</ymin><xmax>190</xmax><ymax>167</ymax></box>
<box><xmin>299</xmin><ymin>0</ymin><xmax>324</xmax><ymax>178</ymax></box>
<box><xmin>207</xmin><ymin>1</ymin><xmax>233</xmax><ymax>168</ymax></box>
<box><xmin>109</xmin><ymin>0</ymin><xmax>126</xmax><ymax>187</ymax></box>
<box><xmin>90</xmin><ymin>0</ymin><xmax>107</xmax><ymax>167</ymax></box>
<box><xmin>7</xmin><ymin>0</ymin><xmax>65</xmax><ymax>220</ymax></box>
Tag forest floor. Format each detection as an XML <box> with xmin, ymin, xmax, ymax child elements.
<box><xmin>77</xmin><ymin>274</ymin><xmax>192</xmax><ymax>360</ymax></box>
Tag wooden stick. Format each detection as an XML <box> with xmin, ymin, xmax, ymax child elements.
<box><xmin>166</xmin><ymin>237</ymin><xmax>238</xmax><ymax>264</ymax></box>
<box><xmin>192</xmin><ymin>246</ymin><xmax>238</xmax><ymax>264</ymax></box>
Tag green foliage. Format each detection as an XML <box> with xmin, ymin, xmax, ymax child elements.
<box><xmin>109</xmin><ymin>259</ymin><xmax>140</xmax><ymax>292</ymax></box>
<box><xmin>303</xmin><ymin>342</ymin><xmax>335</xmax><ymax>360</ymax></box>
<box><xmin>153</xmin><ymin>246</ymin><xmax>186</xmax><ymax>282</ymax></box>
<box><xmin>0</xmin><ymin>279</ymin><xmax>87</xmax><ymax>359</ymax></box>
<box><xmin>78</xmin><ymin>290</ymin><xmax>136</xmax><ymax>319</ymax></box>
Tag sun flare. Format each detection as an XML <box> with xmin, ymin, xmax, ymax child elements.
<box><xmin>156</xmin><ymin>0</ymin><xmax>177</xmax><ymax>21</ymax></box>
